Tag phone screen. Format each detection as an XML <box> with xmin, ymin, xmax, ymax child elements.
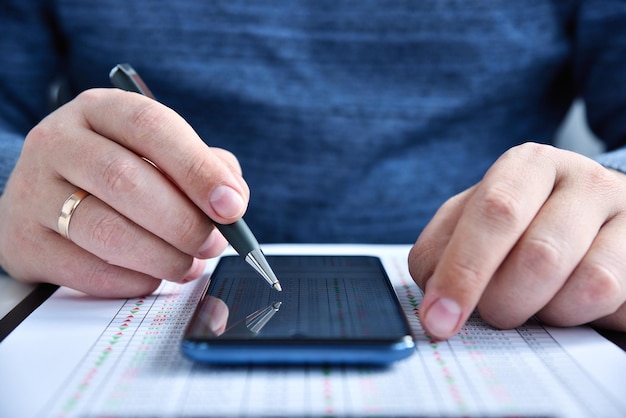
<box><xmin>182</xmin><ymin>255</ymin><xmax>415</xmax><ymax>365</ymax></box>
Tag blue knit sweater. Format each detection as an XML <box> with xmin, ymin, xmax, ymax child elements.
<box><xmin>2</xmin><ymin>1</ymin><xmax>626</xmax><ymax>243</ymax></box>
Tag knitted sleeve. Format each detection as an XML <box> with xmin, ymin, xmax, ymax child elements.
<box><xmin>0</xmin><ymin>1</ymin><xmax>61</xmax><ymax>195</ymax></box>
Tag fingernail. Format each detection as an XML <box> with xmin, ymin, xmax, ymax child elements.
<box><xmin>182</xmin><ymin>258</ymin><xmax>206</xmax><ymax>283</ymax></box>
<box><xmin>198</xmin><ymin>229</ymin><xmax>218</xmax><ymax>257</ymax></box>
<box><xmin>210</xmin><ymin>185</ymin><xmax>245</xmax><ymax>219</ymax></box>
<box><xmin>424</xmin><ymin>297</ymin><xmax>462</xmax><ymax>338</ymax></box>
<box><xmin>197</xmin><ymin>229</ymin><xmax>226</xmax><ymax>258</ymax></box>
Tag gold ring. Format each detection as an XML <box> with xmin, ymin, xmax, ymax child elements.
<box><xmin>58</xmin><ymin>189</ymin><xmax>89</xmax><ymax>240</ymax></box>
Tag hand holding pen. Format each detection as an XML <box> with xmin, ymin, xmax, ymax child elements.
<box><xmin>0</xmin><ymin>64</ymin><xmax>280</xmax><ymax>297</ymax></box>
<box><xmin>110</xmin><ymin>64</ymin><xmax>281</xmax><ymax>291</ymax></box>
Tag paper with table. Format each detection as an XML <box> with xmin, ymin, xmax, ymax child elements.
<box><xmin>1</xmin><ymin>244</ymin><xmax>625</xmax><ymax>417</ymax></box>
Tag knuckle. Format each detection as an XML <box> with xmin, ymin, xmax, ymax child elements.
<box><xmin>25</xmin><ymin>123</ymin><xmax>55</xmax><ymax>149</ymax></box>
<box><xmin>68</xmin><ymin>89</ymin><xmax>101</xmax><ymax>115</ymax></box>
<box><xmin>539</xmin><ymin>261</ymin><xmax>624</xmax><ymax>327</ymax></box>
<box><xmin>574</xmin><ymin>263</ymin><xmax>622</xmax><ymax>310</ymax></box>
<box><xmin>79</xmin><ymin>262</ymin><xmax>125</xmax><ymax>295</ymax></box>
<box><xmin>128</xmin><ymin>100</ymin><xmax>177</xmax><ymax>143</ymax></box>
<box><xmin>517</xmin><ymin>236</ymin><xmax>562</xmax><ymax>278</ymax></box>
<box><xmin>446</xmin><ymin>258</ymin><xmax>484</xmax><ymax>290</ymax></box>
<box><xmin>516</xmin><ymin>141</ymin><xmax>550</xmax><ymax>156</ymax></box>
<box><xmin>477</xmin><ymin>185</ymin><xmax>523</xmax><ymax>228</ymax></box>
<box><xmin>24</xmin><ymin>119</ymin><xmax>66</xmax><ymax>157</ymax></box>
<box><xmin>580</xmin><ymin>162</ymin><xmax>619</xmax><ymax>194</ymax></box>
<box><xmin>74</xmin><ymin>88</ymin><xmax>106</xmax><ymax>104</ymax></box>
<box><xmin>100</xmin><ymin>154</ymin><xmax>143</xmax><ymax>196</ymax></box>
<box><xmin>173</xmin><ymin>209</ymin><xmax>207</xmax><ymax>250</ymax></box>
<box><xmin>88</xmin><ymin>211</ymin><xmax>133</xmax><ymax>255</ymax></box>
<box><xmin>507</xmin><ymin>142</ymin><xmax>553</xmax><ymax>163</ymax></box>
<box><xmin>181</xmin><ymin>152</ymin><xmax>214</xmax><ymax>185</ymax></box>
<box><xmin>497</xmin><ymin>142</ymin><xmax>546</xmax><ymax>169</ymax></box>
<box><xmin>437</xmin><ymin>194</ymin><xmax>463</xmax><ymax>218</ymax></box>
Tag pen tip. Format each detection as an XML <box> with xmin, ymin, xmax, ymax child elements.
<box><xmin>273</xmin><ymin>282</ymin><xmax>283</xmax><ymax>292</ymax></box>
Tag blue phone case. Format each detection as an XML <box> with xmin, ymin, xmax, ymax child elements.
<box><xmin>182</xmin><ymin>338</ymin><xmax>415</xmax><ymax>365</ymax></box>
<box><xmin>181</xmin><ymin>255</ymin><xmax>415</xmax><ymax>365</ymax></box>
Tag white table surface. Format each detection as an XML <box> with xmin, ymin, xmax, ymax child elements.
<box><xmin>0</xmin><ymin>274</ymin><xmax>36</xmax><ymax>318</ymax></box>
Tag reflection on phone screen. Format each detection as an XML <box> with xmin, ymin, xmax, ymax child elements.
<box><xmin>187</xmin><ymin>255</ymin><xmax>410</xmax><ymax>341</ymax></box>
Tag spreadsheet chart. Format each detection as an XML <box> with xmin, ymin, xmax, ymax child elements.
<box><xmin>1</xmin><ymin>245</ymin><xmax>623</xmax><ymax>418</ymax></box>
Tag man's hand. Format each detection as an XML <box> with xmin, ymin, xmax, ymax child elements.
<box><xmin>409</xmin><ymin>142</ymin><xmax>626</xmax><ymax>340</ymax></box>
<box><xmin>0</xmin><ymin>89</ymin><xmax>249</xmax><ymax>297</ymax></box>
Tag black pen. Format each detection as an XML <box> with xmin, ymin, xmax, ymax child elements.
<box><xmin>109</xmin><ymin>63</ymin><xmax>282</xmax><ymax>292</ymax></box>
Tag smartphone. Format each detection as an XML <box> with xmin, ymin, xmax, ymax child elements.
<box><xmin>182</xmin><ymin>255</ymin><xmax>415</xmax><ymax>365</ymax></box>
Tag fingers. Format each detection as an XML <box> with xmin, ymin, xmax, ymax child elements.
<box><xmin>408</xmin><ymin>186</ymin><xmax>475</xmax><ymax>289</ymax></box>
<box><xmin>34</xmin><ymin>88</ymin><xmax>234</xmax><ymax>256</ymax></box>
<box><xmin>415</xmin><ymin>144</ymin><xmax>560</xmax><ymax>339</ymax></box>
<box><xmin>0</xmin><ymin>197</ymin><xmax>167</xmax><ymax>298</ymax></box>
<box><xmin>18</xmin><ymin>228</ymin><xmax>164</xmax><ymax>298</ymax></box>
<box><xmin>537</xmin><ymin>212</ymin><xmax>626</xmax><ymax>329</ymax></box>
<box><xmin>0</xmin><ymin>88</ymin><xmax>242</xmax><ymax>297</ymax></box>
<box><xmin>73</xmin><ymin>89</ymin><xmax>249</xmax><ymax>224</ymax></box>
<box><xmin>2</xmin><ymin>178</ymin><xmax>213</xmax><ymax>296</ymax></box>
<box><xmin>412</xmin><ymin>143</ymin><xmax>626</xmax><ymax>339</ymax></box>
<box><xmin>477</xmin><ymin>163</ymin><xmax>612</xmax><ymax>328</ymax></box>
<box><xmin>43</xmin><ymin>127</ymin><xmax>218</xmax><ymax>257</ymax></box>
<box><xmin>51</xmin><ymin>186</ymin><xmax>207</xmax><ymax>282</ymax></box>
